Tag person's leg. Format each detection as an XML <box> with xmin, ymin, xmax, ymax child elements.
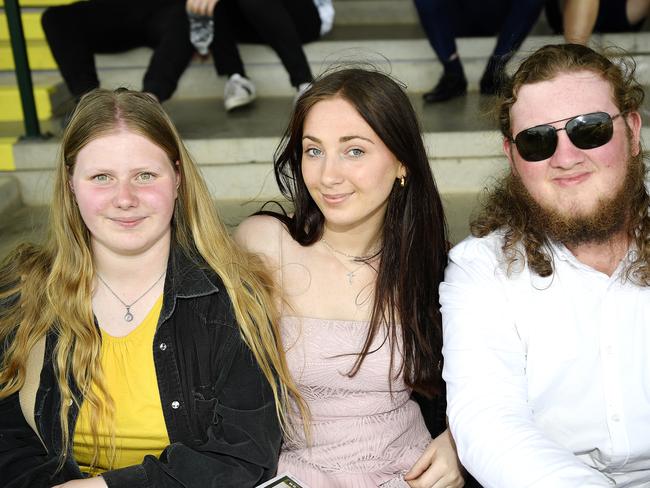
<box><xmin>562</xmin><ymin>0</ymin><xmax>599</xmax><ymax>44</ymax></box>
<box><xmin>236</xmin><ymin>0</ymin><xmax>319</xmax><ymax>87</ymax></box>
<box><xmin>142</xmin><ymin>1</ymin><xmax>195</xmax><ymax>102</ymax></box>
<box><xmin>544</xmin><ymin>0</ymin><xmax>564</xmax><ymax>34</ymax></box>
<box><xmin>42</xmin><ymin>0</ymin><xmax>174</xmax><ymax>98</ymax></box>
<box><xmin>40</xmin><ymin>0</ymin><xmax>117</xmax><ymax>97</ymax></box>
<box><xmin>209</xmin><ymin>0</ymin><xmax>257</xmax><ymax>111</ymax></box>
<box><xmin>594</xmin><ymin>0</ymin><xmax>649</xmax><ymax>32</ymax></box>
<box><xmin>210</xmin><ymin>0</ymin><xmax>248</xmax><ymax>78</ymax></box>
<box><xmin>626</xmin><ymin>0</ymin><xmax>650</xmax><ymax>25</ymax></box>
<box><xmin>413</xmin><ymin>0</ymin><xmax>461</xmax><ymax>72</ymax></box>
<box><xmin>413</xmin><ymin>0</ymin><xmax>466</xmax><ymax>103</ymax></box>
<box><xmin>480</xmin><ymin>0</ymin><xmax>544</xmax><ymax>95</ymax></box>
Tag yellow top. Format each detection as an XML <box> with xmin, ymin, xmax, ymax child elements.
<box><xmin>73</xmin><ymin>295</ymin><xmax>169</xmax><ymax>475</ymax></box>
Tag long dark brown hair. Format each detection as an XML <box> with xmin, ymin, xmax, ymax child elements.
<box><xmin>267</xmin><ymin>68</ymin><xmax>448</xmax><ymax>397</ymax></box>
<box><xmin>473</xmin><ymin>44</ymin><xmax>650</xmax><ymax>284</ymax></box>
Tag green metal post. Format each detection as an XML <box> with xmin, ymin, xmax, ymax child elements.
<box><xmin>5</xmin><ymin>0</ymin><xmax>42</xmax><ymax>138</ymax></box>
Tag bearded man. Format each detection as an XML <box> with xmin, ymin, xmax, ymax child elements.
<box><xmin>441</xmin><ymin>43</ymin><xmax>650</xmax><ymax>487</ymax></box>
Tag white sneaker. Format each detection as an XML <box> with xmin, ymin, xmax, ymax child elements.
<box><xmin>224</xmin><ymin>74</ymin><xmax>256</xmax><ymax>111</ymax></box>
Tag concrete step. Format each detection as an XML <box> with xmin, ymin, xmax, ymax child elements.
<box><xmin>7</xmin><ymin>84</ymin><xmax>650</xmax><ymax>205</ymax></box>
<box><xmin>0</xmin><ymin>126</ymin><xmax>525</xmax><ymax>207</ymax></box>
<box><xmin>0</xmin><ymin>10</ymin><xmax>46</xmax><ymax>41</ymax></box>
<box><xmin>0</xmin><ymin>135</ymin><xmax>17</xmax><ymax>170</ymax></box>
<box><xmin>0</xmin><ymin>173</ymin><xmax>21</xmax><ymax>217</ymax></box>
<box><xmin>5</xmin><ymin>30</ymin><xmax>650</xmax><ymax>106</ymax></box>
<box><xmin>335</xmin><ymin>0</ymin><xmax>419</xmax><ymax>25</ymax></box>
<box><xmin>0</xmin><ymin>0</ymin><xmax>75</xmax><ymax>6</ymax></box>
<box><xmin>0</xmin><ymin>39</ymin><xmax>55</xmax><ymax>70</ymax></box>
<box><xmin>3</xmin><ymin>17</ymin><xmax>650</xmax><ymax>122</ymax></box>
<box><xmin>0</xmin><ymin>73</ymin><xmax>71</xmax><ymax>121</ymax></box>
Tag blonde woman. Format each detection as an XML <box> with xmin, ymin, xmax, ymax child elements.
<box><xmin>0</xmin><ymin>89</ymin><xmax>302</xmax><ymax>488</ymax></box>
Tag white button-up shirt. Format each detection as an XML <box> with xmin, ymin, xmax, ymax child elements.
<box><xmin>441</xmin><ymin>232</ymin><xmax>650</xmax><ymax>488</ymax></box>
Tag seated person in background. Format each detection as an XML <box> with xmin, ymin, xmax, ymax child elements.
<box><xmin>235</xmin><ymin>68</ymin><xmax>465</xmax><ymax>488</ymax></box>
<box><xmin>441</xmin><ymin>43</ymin><xmax>650</xmax><ymax>487</ymax></box>
<box><xmin>185</xmin><ymin>0</ymin><xmax>334</xmax><ymax>111</ymax></box>
<box><xmin>413</xmin><ymin>0</ymin><xmax>544</xmax><ymax>102</ymax></box>
<box><xmin>41</xmin><ymin>0</ymin><xmax>194</xmax><ymax>104</ymax></box>
<box><xmin>0</xmin><ymin>89</ymin><xmax>303</xmax><ymax>488</ymax></box>
<box><xmin>546</xmin><ymin>0</ymin><xmax>650</xmax><ymax>45</ymax></box>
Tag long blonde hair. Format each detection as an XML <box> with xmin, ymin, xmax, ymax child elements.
<box><xmin>0</xmin><ymin>88</ymin><xmax>306</xmax><ymax>469</ymax></box>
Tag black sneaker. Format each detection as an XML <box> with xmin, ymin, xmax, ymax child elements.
<box><xmin>423</xmin><ymin>71</ymin><xmax>467</xmax><ymax>103</ymax></box>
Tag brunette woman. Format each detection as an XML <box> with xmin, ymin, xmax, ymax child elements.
<box><xmin>236</xmin><ymin>68</ymin><xmax>464</xmax><ymax>488</ymax></box>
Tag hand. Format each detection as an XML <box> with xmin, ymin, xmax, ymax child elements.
<box><xmin>52</xmin><ymin>477</ymin><xmax>108</xmax><ymax>488</ymax></box>
<box><xmin>404</xmin><ymin>428</ymin><xmax>464</xmax><ymax>488</ymax></box>
<box><xmin>186</xmin><ymin>0</ymin><xmax>219</xmax><ymax>16</ymax></box>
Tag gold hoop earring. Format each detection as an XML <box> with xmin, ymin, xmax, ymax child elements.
<box><xmin>399</xmin><ymin>175</ymin><xmax>405</xmax><ymax>187</ymax></box>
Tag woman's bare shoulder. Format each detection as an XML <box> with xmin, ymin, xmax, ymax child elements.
<box><xmin>234</xmin><ymin>214</ymin><xmax>288</xmax><ymax>263</ymax></box>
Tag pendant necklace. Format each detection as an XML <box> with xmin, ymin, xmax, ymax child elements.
<box><xmin>321</xmin><ymin>239</ymin><xmax>375</xmax><ymax>285</ymax></box>
<box><xmin>97</xmin><ymin>270</ymin><xmax>166</xmax><ymax>322</ymax></box>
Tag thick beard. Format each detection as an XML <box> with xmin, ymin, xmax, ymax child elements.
<box><xmin>508</xmin><ymin>152</ymin><xmax>642</xmax><ymax>247</ymax></box>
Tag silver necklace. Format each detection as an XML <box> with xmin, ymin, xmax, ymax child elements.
<box><xmin>321</xmin><ymin>239</ymin><xmax>373</xmax><ymax>284</ymax></box>
<box><xmin>97</xmin><ymin>271</ymin><xmax>166</xmax><ymax>322</ymax></box>
<box><xmin>321</xmin><ymin>238</ymin><xmax>376</xmax><ymax>260</ymax></box>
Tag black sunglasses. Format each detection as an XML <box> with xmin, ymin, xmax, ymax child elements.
<box><xmin>510</xmin><ymin>111</ymin><xmax>623</xmax><ymax>162</ymax></box>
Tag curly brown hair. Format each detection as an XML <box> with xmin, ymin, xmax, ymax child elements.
<box><xmin>472</xmin><ymin>44</ymin><xmax>650</xmax><ymax>285</ymax></box>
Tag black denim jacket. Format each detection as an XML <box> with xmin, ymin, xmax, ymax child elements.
<box><xmin>0</xmin><ymin>247</ymin><xmax>281</xmax><ymax>488</ymax></box>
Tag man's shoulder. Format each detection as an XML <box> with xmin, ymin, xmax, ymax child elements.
<box><xmin>446</xmin><ymin>230</ymin><xmax>533</xmax><ymax>283</ymax></box>
<box><xmin>449</xmin><ymin>231</ymin><xmax>508</xmax><ymax>264</ymax></box>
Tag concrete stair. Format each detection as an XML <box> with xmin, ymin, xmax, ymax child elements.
<box><xmin>0</xmin><ymin>173</ymin><xmax>20</xmax><ymax>215</ymax></box>
<box><xmin>2</xmin><ymin>0</ymin><xmax>650</xmax><ymax>113</ymax></box>
<box><xmin>3</xmin><ymin>15</ymin><xmax>650</xmax><ymax>120</ymax></box>
<box><xmin>3</xmin><ymin>0</ymin><xmax>650</xmax><ymax>245</ymax></box>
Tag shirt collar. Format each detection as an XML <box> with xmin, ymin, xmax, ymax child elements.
<box><xmin>548</xmin><ymin>239</ymin><xmax>639</xmax><ymax>276</ymax></box>
<box><xmin>160</xmin><ymin>246</ymin><xmax>221</xmax><ymax>324</ymax></box>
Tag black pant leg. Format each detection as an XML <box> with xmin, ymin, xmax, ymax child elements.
<box><xmin>142</xmin><ymin>1</ymin><xmax>194</xmax><ymax>101</ymax></box>
<box><xmin>41</xmin><ymin>0</ymin><xmax>178</xmax><ymax>98</ymax></box>
<box><xmin>237</xmin><ymin>0</ymin><xmax>319</xmax><ymax>86</ymax></box>
<box><xmin>492</xmin><ymin>0</ymin><xmax>545</xmax><ymax>59</ymax></box>
<box><xmin>41</xmin><ymin>1</ymin><xmax>109</xmax><ymax>97</ymax></box>
<box><xmin>413</xmin><ymin>0</ymin><xmax>461</xmax><ymax>63</ymax></box>
<box><xmin>210</xmin><ymin>0</ymin><xmax>249</xmax><ymax>78</ymax></box>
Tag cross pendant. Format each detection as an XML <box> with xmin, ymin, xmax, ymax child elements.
<box><xmin>346</xmin><ymin>271</ymin><xmax>355</xmax><ymax>284</ymax></box>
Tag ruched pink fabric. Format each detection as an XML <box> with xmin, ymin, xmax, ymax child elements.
<box><xmin>278</xmin><ymin>316</ymin><xmax>431</xmax><ymax>488</ymax></box>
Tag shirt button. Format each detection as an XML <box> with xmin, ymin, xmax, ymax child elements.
<box><xmin>159</xmin><ymin>342</ymin><xmax>167</xmax><ymax>351</ymax></box>
<box><xmin>171</xmin><ymin>401</ymin><xmax>180</xmax><ymax>410</ymax></box>
<box><xmin>611</xmin><ymin>414</ymin><xmax>620</xmax><ymax>422</ymax></box>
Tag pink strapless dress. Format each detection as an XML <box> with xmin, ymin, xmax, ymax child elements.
<box><xmin>278</xmin><ymin>316</ymin><xmax>431</xmax><ymax>488</ymax></box>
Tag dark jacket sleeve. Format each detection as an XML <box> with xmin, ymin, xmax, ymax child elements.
<box><xmin>0</xmin><ymin>386</ymin><xmax>77</xmax><ymax>488</ymax></box>
<box><xmin>0</xmin><ymin>328</ymin><xmax>79</xmax><ymax>488</ymax></box>
<box><xmin>101</xmin><ymin>340</ymin><xmax>282</xmax><ymax>488</ymax></box>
